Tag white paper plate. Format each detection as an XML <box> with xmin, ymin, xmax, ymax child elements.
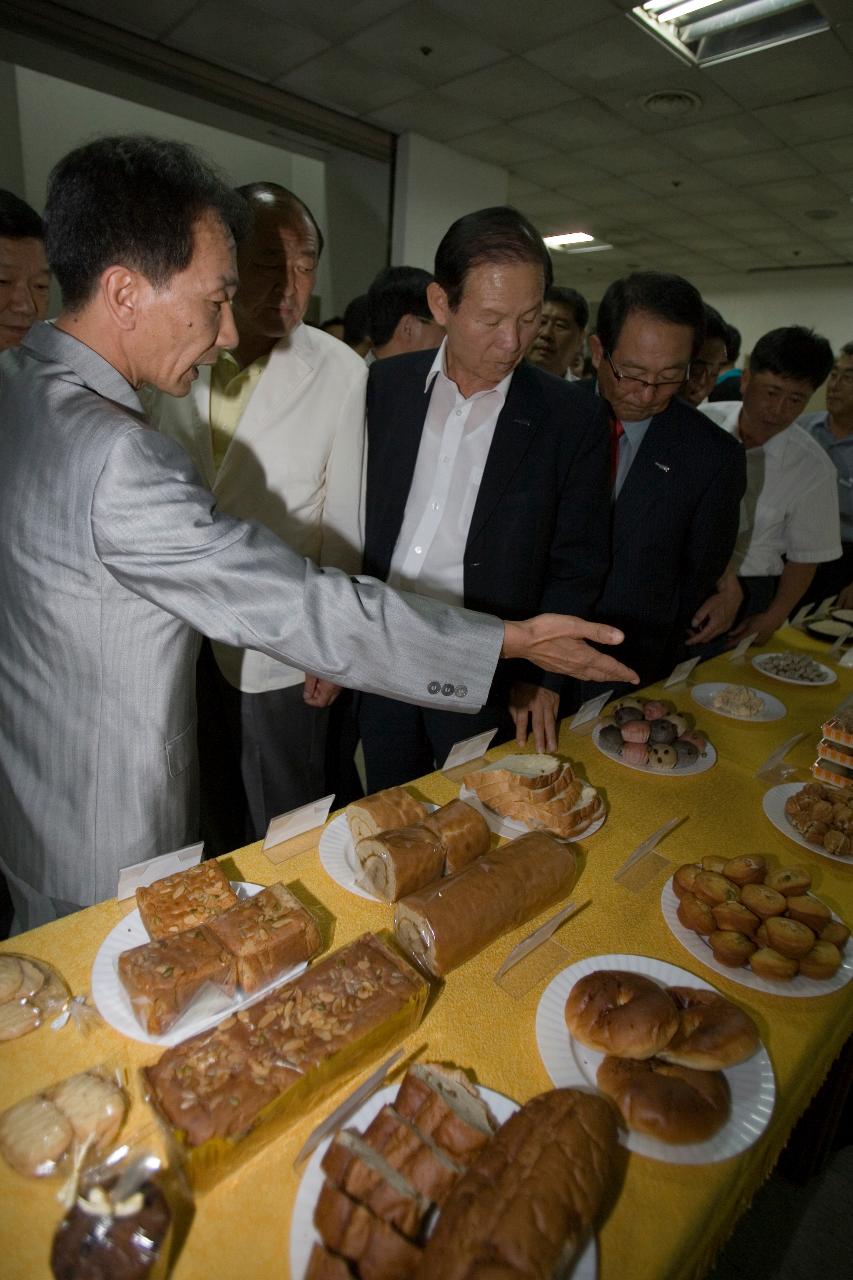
<box><xmin>831</xmin><ymin>608</ymin><xmax>853</xmax><ymax>625</ymax></box>
<box><xmin>751</xmin><ymin>653</ymin><xmax>836</xmax><ymax>686</ymax></box>
<box><xmin>661</xmin><ymin>879</ymin><xmax>853</xmax><ymax>997</ymax></box>
<box><xmin>691</xmin><ymin>682</ymin><xmax>786</xmax><ymax>722</ymax></box>
<box><xmin>536</xmin><ymin>953</ymin><xmax>775</xmax><ymax>1165</ymax></box>
<box><xmin>762</xmin><ymin>782</ymin><xmax>853</xmax><ymax>865</ymax></box>
<box><xmin>91</xmin><ymin>882</ymin><xmax>308</xmax><ymax>1046</ymax></box>
<box><xmin>318</xmin><ymin>807</ymin><xmax>437</xmax><ymax>902</ymax></box>
<box><xmin>806</xmin><ymin>618</ymin><xmax>851</xmax><ymax>641</ymax></box>
<box><xmin>289</xmin><ymin>1082</ymin><xmax>598</xmax><ymax>1280</ymax></box>
<box><xmin>458</xmin><ymin>784</ymin><xmax>606</xmax><ymax>843</ymax></box>
<box><xmin>592</xmin><ymin>725</ymin><xmax>716</xmax><ymax>776</ymax></box>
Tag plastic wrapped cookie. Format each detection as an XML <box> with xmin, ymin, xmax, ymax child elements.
<box><xmin>648</xmin><ymin>744</ymin><xmax>677</xmax><ymax>770</ymax></box>
<box><xmin>0</xmin><ymin>954</ymin><xmax>69</xmax><ymax>1042</ymax></box>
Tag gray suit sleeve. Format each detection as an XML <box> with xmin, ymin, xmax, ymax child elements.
<box><xmin>91</xmin><ymin>427</ymin><xmax>502</xmax><ymax>711</ymax></box>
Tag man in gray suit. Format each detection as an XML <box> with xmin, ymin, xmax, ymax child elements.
<box><xmin>0</xmin><ymin>136</ymin><xmax>636</xmax><ymax>933</ymax></box>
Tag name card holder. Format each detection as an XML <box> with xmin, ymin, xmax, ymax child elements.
<box><xmin>790</xmin><ymin>603</ymin><xmax>815</xmax><ymax>630</ymax></box>
<box><xmin>728</xmin><ymin>631</ymin><xmax>759</xmax><ymax>664</ymax></box>
<box><xmin>663</xmin><ymin>656</ymin><xmax>701</xmax><ymax>689</ymax></box>
<box><xmin>116</xmin><ymin>841</ymin><xmax>204</xmax><ymax>901</ymax></box>
<box><xmin>568</xmin><ymin>690</ymin><xmax>613</xmax><ymax>736</ymax></box>
<box><xmin>441</xmin><ymin>728</ymin><xmax>498</xmax><ymax>783</ymax></box>
<box><xmin>263</xmin><ymin>794</ymin><xmax>335</xmax><ymax>865</ymax></box>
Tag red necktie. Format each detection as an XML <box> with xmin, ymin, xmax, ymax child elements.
<box><xmin>610</xmin><ymin>417</ymin><xmax>625</xmax><ymax>486</ymax></box>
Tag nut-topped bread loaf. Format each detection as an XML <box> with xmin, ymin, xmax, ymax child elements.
<box><xmin>205</xmin><ymin>882</ymin><xmax>321</xmax><ymax>992</ymax></box>
<box><xmin>136</xmin><ymin>861</ymin><xmax>238</xmax><ymax>940</ymax></box>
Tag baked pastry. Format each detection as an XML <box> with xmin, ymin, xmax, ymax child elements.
<box><xmin>360</xmin><ymin>1105</ymin><xmax>463</xmax><ymax>1204</ymax></box>
<box><xmin>708</xmin><ymin>930</ymin><xmax>757</xmax><ymax>967</ymax></box>
<box><xmin>749</xmin><ymin>947</ymin><xmax>798</xmax><ymax>981</ymax></box>
<box><xmin>784</xmin><ymin>781</ymin><xmax>853</xmax><ymax>855</ymax></box>
<box><xmin>464</xmin><ymin>756</ymin><xmax>604</xmax><ymax>840</ymax></box>
<box><xmin>356</xmin><ymin>826</ymin><xmax>446</xmax><ymax>902</ymax></box>
<box><xmin>784</xmin><ymin>895</ymin><xmax>831</xmax><ymax>933</ymax></box>
<box><xmin>799</xmin><ymin>941</ymin><xmax>842</xmax><ymax>980</ymax></box>
<box><xmin>700</xmin><ymin>856</ymin><xmax>731</xmax><ymax>874</ymax></box>
<box><xmin>821</xmin><ymin>921</ymin><xmax>850</xmax><ymax>949</ymax></box>
<box><xmin>0</xmin><ymin>998</ymin><xmax>41</xmax><ymax>1041</ymax></box>
<box><xmin>394</xmin><ymin>832</ymin><xmax>577</xmax><ymax>978</ymax></box>
<box><xmin>723</xmin><ymin>855</ymin><xmax>766</xmax><ymax>886</ymax></box>
<box><xmin>118</xmin><ymin>926</ymin><xmax>237</xmax><ymax>1035</ymax></box>
<box><xmin>463</xmin><ymin>753</ymin><xmax>563</xmax><ymax>797</ymax></box>
<box><xmin>392</xmin><ymin>1065</ymin><xmax>497</xmax><ymax>1165</ymax></box>
<box><xmin>414</xmin><ymin>1089</ymin><xmax>618</xmax><ymax>1280</ymax></box>
<box><xmin>314</xmin><ymin>1181</ymin><xmax>423</xmax><ymax>1279</ymax></box>
<box><xmin>711</xmin><ymin>685</ymin><xmax>763</xmax><ymax>718</ymax></box>
<box><xmin>597</xmin><ymin>1056</ymin><xmax>730</xmax><ymax>1144</ymax></box>
<box><xmin>659</xmin><ymin>988</ymin><xmax>759</xmax><ymax>1070</ymax></box>
<box><xmin>50</xmin><ymin>1175</ymin><xmax>172</xmax><ymax>1280</ymax></box>
<box><xmin>740</xmin><ymin>884</ymin><xmax>787</xmax><ymax>919</ymax></box>
<box><xmin>0</xmin><ymin>954</ymin><xmax>68</xmax><ymax>1040</ymax></box>
<box><xmin>764</xmin><ymin>866</ymin><xmax>811</xmax><ymax>896</ymax></box>
<box><xmin>321</xmin><ymin>1129</ymin><xmax>431</xmax><ymax>1238</ymax></box>
<box><xmin>677</xmin><ymin>893</ymin><xmax>716</xmax><ymax>935</ymax></box>
<box><xmin>765</xmin><ymin>917</ymin><xmax>815</xmax><ymax>959</ymax></box>
<box><xmin>346</xmin><ymin>788</ymin><xmax>429</xmax><ymax>843</ymax></box>
<box><xmin>49</xmin><ymin>1072</ymin><xmax>127</xmax><ymax>1154</ymax></box>
<box><xmin>0</xmin><ymin>1095</ymin><xmax>73</xmax><ymax>1177</ymax></box>
<box><xmin>136</xmin><ymin>861</ymin><xmax>238</xmax><ymax>939</ymax></box>
<box><xmin>205</xmin><ymin>882</ymin><xmax>321</xmax><ymax>991</ymax></box>
<box><xmin>692</xmin><ymin>871</ymin><xmax>739</xmax><ymax>907</ymax></box>
<box><xmin>305</xmin><ymin>1244</ymin><xmax>355</xmax><ymax>1280</ymax></box>
<box><xmin>672</xmin><ymin>863</ymin><xmax>702</xmax><ymax>899</ymax></box>
<box><xmin>565</xmin><ymin>971</ymin><xmax>679</xmax><ymax>1059</ymax></box>
<box><xmin>420</xmin><ymin>799</ymin><xmax>491</xmax><ymax>874</ymax></box>
<box><xmin>711</xmin><ymin>901</ymin><xmax>760</xmax><ymax>935</ymax></box>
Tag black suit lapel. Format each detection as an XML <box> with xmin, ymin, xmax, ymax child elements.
<box><xmin>366</xmin><ymin>361</ymin><xmax>433</xmax><ymax>578</ymax></box>
<box><xmin>615</xmin><ymin>412</ymin><xmax>680</xmax><ymax>530</ymax></box>
<box><xmin>466</xmin><ymin>365</ymin><xmax>543</xmax><ymax>545</ymax></box>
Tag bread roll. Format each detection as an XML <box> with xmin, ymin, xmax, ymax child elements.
<box><xmin>597</xmin><ymin>1056</ymin><xmax>730</xmax><ymax>1144</ymax></box>
<box><xmin>658</xmin><ymin>988</ymin><xmax>759</xmax><ymax>1070</ymax></box>
<box><xmin>356</xmin><ymin>827</ymin><xmax>445</xmax><ymax>902</ymax></box>
<box><xmin>420</xmin><ymin>799</ymin><xmax>491</xmax><ymax>874</ymax></box>
<box><xmin>394</xmin><ymin>833</ymin><xmax>577</xmax><ymax>978</ymax></box>
<box><xmin>346</xmin><ymin>788</ymin><xmax>428</xmax><ymax>844</ymax></box>
<box><xmin>566</xmin><ymin>971</ymin><xmax>679</xmax><ymax>1059</ymax></box>
<box><xmin>414</xmin><ymin>1089</ymin><xmax>617</xmax><ymax>1280</ymax></box>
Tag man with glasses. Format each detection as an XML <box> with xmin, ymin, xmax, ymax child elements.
<box><xmin>680</xmin><ymin>304</ymin><xmax>729</xmax><ymax>408</ymax></box>
<box><xmin>569</xmin><ymin>271</ymin><xmax>746</xmax><ymax>687</ymax></box>
<box><xmin>367</xmin><ymin>265</ymin><xmax>445</xmax><ymax>362</ymax></box>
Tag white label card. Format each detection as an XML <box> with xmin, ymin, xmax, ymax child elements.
<box><xmin>116</xmin><ymin>841</ymin><xmax>204</xmax><ymax>900</ymax></box>
<box><xmin>263</xmin><ymin>794</ymin><xmax>335</xmax><ymax>850</ymax></box>
<box><xmin>830</xmin><ymin>626</ymin><xmax>852</xmax><ymax>657</ymax></box>
<box><xmin>839</xmin><ymin>647</ymin><xmax>853</xmax><ymax>669</ymax></box>
<box><xmin>569</xmin><ymin>690</ymin><xmax>613</xmax><ymax>730</ymax></box>
<box><xmin>442</xmin><ymin>729</ymin><xmax>498</xmax><ymax>771</ymax></box>
<box><xmin>728</xmin><ymin>631</ymin><xmax>759</xmax><ymax>662</ymax></box>
<box><xmin>790</xmin><ymin>604</ymin><xmax>814</xmax><ymax>628</ymax></box>
<box><xmin>817</xmin><ymin>595</ymin><xmax>838</xmax><ymax>618</ymax></box>
<box><xmin>663</xmin><ymin>656</ymin><xmax>701</xmax><ymax>688</ymax></box>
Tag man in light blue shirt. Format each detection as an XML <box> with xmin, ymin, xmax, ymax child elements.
<box><xmin>799</xmin><ymin>341</ymin><xmax>853</xmax><ymax>606</ymax></box>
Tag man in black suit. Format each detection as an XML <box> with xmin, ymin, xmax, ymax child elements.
<box><xmin>575</xmin><ymin>272</ymin><xmax>746</xmax><ymax>691</ymax></box>
<box><xmin>359</xmin><ymin>206</ymin><xmax>617</xmax><ymax>790</ymax></box>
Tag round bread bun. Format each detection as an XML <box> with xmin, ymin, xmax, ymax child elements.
<box><xmin>659</xmin><ymin>988</ymin><xmax>760</xmax><ymax>1070</ymax></box>
<box><xmin>673</xmin><ymin>863</ymin><xmax>702</xmax><ymax>899</ymax></box>
<box><xmin>565</xmin><ymin>971</ymin><xmax>679</xmax><ymax>1060</ymax></box>
<box><xmin>740</xmin><ymin>884</ymin><xmax>787</xmax><ymax>919</ymax></box>
<box><xmin>677</xmin><ymin>892</ymin><xmax>716</xmax><ymax>935</ymax></box>
<box><xmin>712</xmin><ymin>901</ymin><xmax>760</xmax><ymax>936</ymax></box>
<box><xmin>764</xmin><ymin>866</ymin><xmax>811</xmax><ymax>897</ymax></box>
<box><xmin>722</xmin><ymin>855</ymin><xmax>766</xmax><ymax>887</ymax></box>
<box><xmin>596</xmin><ymin>1055</ymin><xmax>730</xmax><ymax>1144</ymax></box>
<box><xmin>709</xmin><ymin>930</ymin><xmax>756</xmax><ymax>968</ymax></box>
<box><xmin>820</xmin><ymin>921</ymin><xmax>850</xmax><ymax>949</ymax></box>
<box><xmin>700</xmin><ymin>856</ymin><xmax>731</xmax><ymax>875</ymax></box>
<box><xmin>749</xmin><ymin>947</ymin><xmax>798</xmax><ymax>981</ymax></box>
<box><xmin>784</xmin><ymin>895</ymin><xmax>831</xmax><ymax>933</ymax></box>
<box><xmin>799</xmin><ymin>941</ymin><xmax>842</xmax><ymax>981</ymax></box>
<box><xmin>693</xmin><ymin>871</ymin><xmax>739</xmax><ymax>907</ymax></box>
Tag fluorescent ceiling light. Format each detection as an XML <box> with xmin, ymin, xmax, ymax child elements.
<box><xmin>630</xmin><ymin>0</ymin><xmax>829</xmax><ymax>66</ymax></box>
<box><xmin>543</xmin><ymin>232</ymin><xmax>595</xmax><ymax>247</ymax></box>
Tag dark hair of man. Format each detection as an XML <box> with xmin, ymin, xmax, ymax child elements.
<box><xmin>544</xmin><ymin>285</ymin><xmax>589</xmax><ymax>331</ymax></box>
<box><xmin>320</xmin><ymin>316</ymin><xmax>343</xmax><ymax>331</ymax></box>
<box><xmin>594</xmin><ymin>271</ymin><xmax>706</xmax><ymax>358</ymax></box>
<box><xmin>840</xmin><ymin>340</ymin><xmax>853</xmax><ymax>358</ymax></box>
<box><xmin>434</xmin><ymin>206</ymin><xmax>553</xmax><ymax>311</ymax></box>
<box><xmin>749</xmin><ymin>326</ymin><xmax>834</xmax><ymax>390</ymax></box>
<box><xmin>343</xmin><ymin>293</ymin><xmax>370</xmax><ymax>346</ymax></box>
<box><xmin>235</xmin><ymin>181</ymin><xmax>324</xmax><ymax>257</ymax></box>
<box><xmin>723</xmin><ymin>321</ymin><xmax>741</xmax><ymax>363</ymax></box>
<box><xmin>703</xmin><ymin>303</ymin><xmax>727</xmax><ymax>346</ymax></box>
<box><xmin>367</xmin><ymin>265</ymin><xmax>434</xmax><ymax>346</ymax></box>
<box><xmin>43</xmin><ymin>136</ymin><xmax>251</xmax><ymax>311</ymax></box>
<box><xmin>0</xmin><ymin>189</ymin><xmax>44</xmax><ymax>240</ymax></box>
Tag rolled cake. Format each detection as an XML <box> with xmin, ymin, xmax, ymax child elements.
<box><xmin>420</xmin><ymin>799</ymin><xmax>491</xmax><ymax>874</ymax></box>
<box><xmin>356</xmin><ymin>826</ymin><xmax>446</xmax><ymax>902</ymax></box>
<box><xmin>346</xmin><ymin>788</ymin><xmax>428</xmax><ymax>843</ymax></box>
<box><xmin>394</xmin><ymin>832</ymin><xmax>578</xmax><ymax>977</ymax></box>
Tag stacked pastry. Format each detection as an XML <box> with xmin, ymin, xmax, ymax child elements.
<box><xmin>673</xmin><ymin>854</ymin><xmax>849</xmax><ymax>980</ymax></box>
<box><xmin>785</xmin><ymin>781</ymin><xmax>853</xmax><ymax>856</ymax></box>
<box><xmin>463</xmin><ymin>754</ymin><xmax>604</xmax><ymax>839</ymax></box>
<box><xmin>813</xmin><ymin>713</ymin><xmax>853</xmax><ymax>789</ymax></box>
<box><xmin>118</xmin><ymin>865</ymin><xmax>322</xmax><ymax>1035</ymax></box>
<box><xmin>347</xmin><ymin>789</ymin><xmax>492</xmax><ymax>902</ymax></box>
<box><xmin>566</xmin><ymin>971</ymin><xmax>760</xmax><ymax>1144</ymax></box>
<box><xmin>308</xmin><ymin>1068</ymin><xmax>618</xmax><ymax>1280</ymax></box>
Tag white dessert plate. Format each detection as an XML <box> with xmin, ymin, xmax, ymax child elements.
<box><xmin>536</xmin><ymin>953</ymin><xmax>775</xmax><ymax>1165</ymax></box>
<box><xmin>592</xmin><ymin>725</ymin><xmax>716</xmax><ymax>777</ymax></box>
<box><xmin>691</xmin><ymin>682</ymin><xmax>786</xmax><ymax>722</ymax></box>
<box><xmin>91</xmin><ymin>882</ymin><xmax>308</xmax><ymax>1046</ymax></box>
<box><xmin>458</xmin><ymin>784</ymin><xmax>606</xmax><ymax>843</ymax></box>
<box><xmin>762</xmin><ymin>782</ymin><xmax>853</xmax><ymax>864</ymax></box>
<box><xmin>751</xmin><ymin>653</ymin><xmax>836</xmax><ymax>686</ymax></box>
<box><xmin>831</xmin><ymin>608</ymin><xmax>853</xmax><ymax>625</ymax></box>
<box><xmin>661</xmin><ymin>878</ymin><xmax>853</xmax><ymax>997</ymax></box>
<box><xmin>318</xmin><ymin>807</ymin><xmax>437</xmax><ymax>902</ymax></box>
<box><xmin>289</xmin><ymin>1082</ymin><xmax>597</xmax><ymax>1280</ymax></box>
<box><xmin>806</xmin><ymin>618</ymin><xmax>852</xmax><ymax>641</ymax></box>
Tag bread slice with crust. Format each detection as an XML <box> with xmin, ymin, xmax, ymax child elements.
<box><xmin>321</xmin><ymin>1129</ymin><xmax>431</xmax><ymax>1238</ymax></box>
<box><xmin>313</xmin><ymin>1181</ymin><xmax>423</xmax><ymax>1280</ymax></box>
<box><xmin>464</xmin><ymin>753</ymin><xmax>563</xmax><ymax>795</ymax></box>
<box><xmin>393</xmin><ymin>1065</ymin><xmax>497</xmax><ymax>1165</ymax></box>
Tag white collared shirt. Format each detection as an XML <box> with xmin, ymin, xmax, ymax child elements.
<box><xmin>702</xmin><ymin>401</ymin><xmax>841</xmax><ymax>576</ymax></box>
<box><xmin>388</xmin><ymin>338</ymin><xmax>512</xmax><ymax>606</ymax></box>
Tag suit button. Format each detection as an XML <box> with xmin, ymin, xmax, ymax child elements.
<box><xmin>455</xmin><ymin>685</ymin><xmax>467</xmax><ymax>698</ymax></box>
<box><xmin>442</xmin><ymin>683</ymin><xmax>454</xmax><ymax>696</ymax></box>
<box><xmin>428</xmin><ymin>681</ymin><xmax>440</xmax><ymax>695</ymax></box>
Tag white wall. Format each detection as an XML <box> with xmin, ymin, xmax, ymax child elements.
<box><xmin>391</xmin><ymin>132</ymin><xmax>508</xmax><ymax>271</ymax></box>
<box><xmin>700</xmin><ymin>267</ymin><xmax>853</xmax><ymax>360</ymax></box>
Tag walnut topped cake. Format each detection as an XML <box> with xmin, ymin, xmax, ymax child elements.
<box><xmin>136</xmin><ymin>861</ymin><xmax>238</xmax><ymax>940</ymax></box>
<box><xmin>206</xmin><ymin>882</ymin><xmax>322</xmax><ymax>992</ymax></box>
<box><xmin>118</xmin><ymin>926</ymin><xmax>237</xmax><ymax>1036</ymax></box>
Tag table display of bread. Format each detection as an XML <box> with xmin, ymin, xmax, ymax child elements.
<box><xmin>596</xmin><ymin>697</ymin><xmax>711</xmax><ymax>769</ymax></box>
<box><xmin>462</xmin><ymin>752</ymin><xmax>604</xmax><ymax>839</ymax></box>
<box><xmin>0</xmin><ymin>952</ymin><xmax>69</xmax><ymax>1041</ymax></box>
<box><xmin>671</xmin><ymin>855</ymin><xmax>848</xmax><ymax>982</ymax></box>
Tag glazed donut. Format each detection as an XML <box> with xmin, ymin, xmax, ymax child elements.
<box><xmin>658</xmin><ymin>988</ymin><xmax>760</xmax><ymax>1070</ymax></box>
<box><xmin>565</xmin><ymin>971</ymin><xmax>679</xmax><ymax>1059</ymax></box>
<box><xmin>596</xmin><ymin>1056</ymin><xmax>730</xmax><ymax>1144</ymax></box>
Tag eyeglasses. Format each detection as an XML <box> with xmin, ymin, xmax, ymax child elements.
<box><xmin>605</xmin><ymin>351</ymin><xmax>690</xmax><ymax>393</ymax></box>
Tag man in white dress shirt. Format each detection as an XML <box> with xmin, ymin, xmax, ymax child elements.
<box><xmin>151</xmin><ymin>182</ymin><xmax>367</xmax><ymax>853</ymax></box>
<box><xmin>698</xmin><ymin>326</ymin><xmax>840</xmax><ymax>646</ymax></box>
<box><xmin>797</xmin><ymin>342</ymin><xmax>853</xmax><ymax>608</ymax></box>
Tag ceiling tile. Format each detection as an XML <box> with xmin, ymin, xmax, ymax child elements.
<box><xmin>569</xmin><ymin>138</ymin><xmax>697</xmax><ymax>177</ymax></box>
<box><xmin>510</xmin><ymin>154</ymin><xmax>603</xmax><ymax>187</ymax></box>
<box><xmin>709</xmin><ymin>208</ymin><xmax>792</xmax><ymax>234</ymax></box>
<box><xmin>783</xmin><ymin>206</ymin><xmax>853</xmax><ymax>240</ymax></box>
<box><xmin>273</xmin><ymin>0</ymin><xmax>411</xmax><ymax>43</ymax></box>
<box><xmin>56</xmin><ymin>0</ymin><xmax>197</xmax><ymax>38</ymax></box>
<box><xmin>515</xmin><ymin>101</ymin><xmax>639</xmax><ymax>149</ymax></box>
<box><xmin>756</xmin><ymin>88</ymin><xmax>853</xmax><ymax>145</ymax></box>
<box><xmin>524</xmin><ymin>14</ymin><xmax>684</xmax><ymax>93</ymax></box>
<box><xmin>743</xmin><ymin>176</ymin><xmax>850</xmax><ymax>212</ymax></box>
<box><xmin>553</xmin><ymin>175</ymin><xmax>646</xmax><ymax>207</ymax></box>
<box><xmin>507</xmin><ymin>176</ymin><xmax>548</xmax><ymax>200</ymax></box>
<box><xmin>702</xmin><ymin>31</ymin><xmax>853</xmax><ymax>112</ymax></box>
<box><xmin>668</xmin><ymin>187</ymin><xmax>761</xmax><ymax>217</ymax></box>
<box><xmin>342</xmin><ymin>0</ymin><xmax>505</xmax><ymax>89</ymax></box>
<box><xmin>276</xmin><ymin>46</ymin><xmax>421</xmax><ymax>113</ymax></box>
<box><xmin>366</xmin><ymin>91</ymin><xmax>499</xmax><ymax>140</ymax></box>
<box><xmin>589</xmin><ymin>68</ymin><xmax>742</xmax><ymax>135</ymax></box>
<box><xmin>431</xmin><ymin>0</ymin><xmax>617</xmax><ymax>54</ymax></box>
<box><xmin>627</xmin><ymin>165</ymin><xmax>728</xmax><ymax>198</ymax></box>
<box><xmin>663</xmin><ymin>115</ymin><xmax>782</xmax><ymax>162</ymax></box>
<box><xmin>710</xmin><ymin>247</ymin><xmax>788</xmax><ymax>270</ymax></box>
<box><xmin>793</xmin><ymin>135</ymin><xmax>853</xmax><ymax>172</ymax></box>
<box><xmin>166</xmin><ymin>1</ymin><xmax>329</xmax><ymax>80</ymax></box>
<box><xmin>830</xmin><ymin>169</ymin><xmax>853</xmax><ymax>194</ymax></box>
<box><xmin>439</xmin><ymin>56</ymin><xmax>578</xmax><ymax>118</ymax></box>
<box><xmin>449</xmin><ymin>124</ymin><xmax>555</xmax><ymax>165</ymax></box>
<box><xmin>704</xmin><ymin>149</ymin><xmax>818</xmax><ymax>186</ymax></box>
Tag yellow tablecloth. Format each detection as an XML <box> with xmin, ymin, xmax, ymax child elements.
<box><xmin>2</xmin><ymin>629</ymin><xmax>853</xmax><ymax>1280</ymax></box>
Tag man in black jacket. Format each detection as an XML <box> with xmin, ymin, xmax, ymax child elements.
<box><xmin>359</xmin><ymin>207</ymin><xmax>612</xmax><ymax>788</ymax></box>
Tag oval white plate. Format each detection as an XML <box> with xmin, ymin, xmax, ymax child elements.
<box><xmin>288</xmin><ymin>1082</ymin><xmax>598</xmax><ymax>1280</ymax></box>
<box><xmin>751</xmin><ymin>653</ymin><xmax>836</xmax><ymax>687</ymax></box>
<box><xmin>806</xmin><ymin>618</ymin><xmax>851</xmax><ymax>641</ymax></box>
<box><xmin>318</xmin><ymin>807</ymin><xmax>437</xmax><ymax>902</ymax></box>
<box><xmin>661</xmin><ymin>878</ymin><xmax>853</xmax><ymax>997</ymax></box>
<box><xmin>762</xmin><ymin>782</ymin><xmax>853</xmax><ymax>865</ymax></box>
<box><xmin>831</xmin><ymin>608</ymin><xmax>853</xmax><ymax>625</ymax></box>
<box><xmin>691</xmin><ymin>682</ymin><xmax>786</xmax><ymax>723</ymax></box>
<box><xmin>592</xmin><ymin>725</ymin><xmax>716</xmax><ymax>777</ymax></box>
<box><xmin>458</xmin><ymin>784</ymin><xmax>606</xmax><ymax>843</ymax></box>
<box><xmin>536</xmin><ymin>953</ymin><xmax>776</xmax><ymax>1165</ymax></box>
<box><xmin>91</xmin><ymin>882</ymin><xmax>308</xmax><ymax>1046</ymax></box>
